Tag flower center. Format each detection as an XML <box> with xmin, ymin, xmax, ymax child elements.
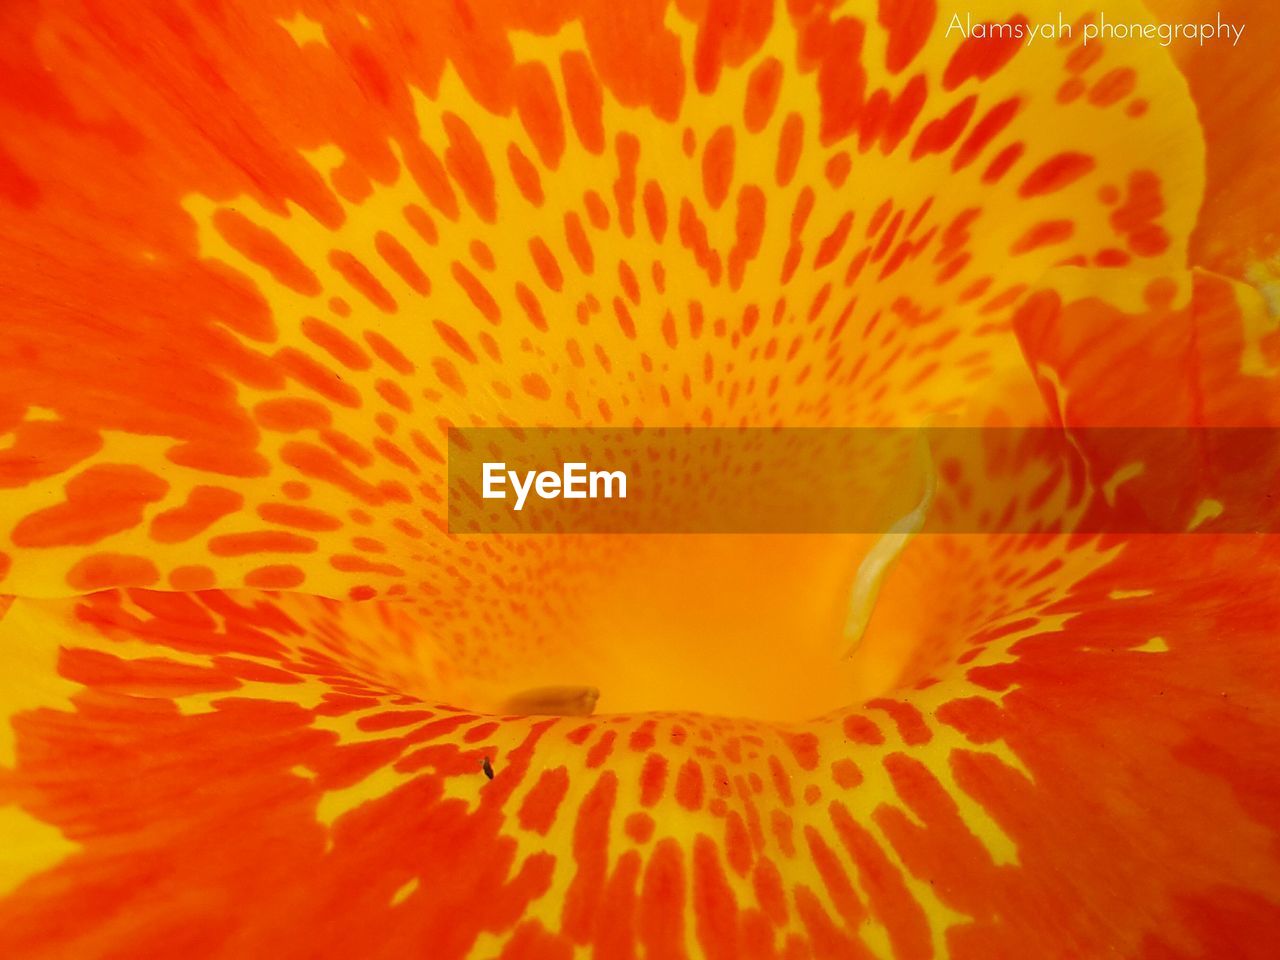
<box><xmin>433</xmin><ymin>532</ymin><xmax>917</xmax><ymax>722</ymax></box>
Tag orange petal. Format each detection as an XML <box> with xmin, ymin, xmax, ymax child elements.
<box><xmin>2</xmin><ymin>0</ymin><xmax>1278</xmax><ymax>955</ymax></box>
<box><xmin>1</xmin><ymin>531</ymin><xmax>1278</xmax><ymax>956</ymax></box>
<box><xmin>2</xmin><ymin>0</ymin><xmax>1202</xmax><ymax>598</ymax></box>
<box><xmin>1144</xmin><ymin>0</ymin><xmax>1280</xmax><ymax>280</ymax></box>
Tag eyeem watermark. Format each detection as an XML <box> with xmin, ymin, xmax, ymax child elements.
<box><xmin>482</xmin><ymin>461</ymin><xmax>627</xmax><ymax>511</ymax></box>
<box><xmin>448</xmin><ymin>427</ymin><xmax>1280</xmax><ymax>535</ymax></box>
<box><xmin>946</xmin><ymin>11</ymin><xmax>1246</xmax><ymax>47</ymax></box>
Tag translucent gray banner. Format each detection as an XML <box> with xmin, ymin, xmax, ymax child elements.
<box><xmin>447</xmin><ymin>428</ymin><xmax>1280</xmax><ymax>534</ymax></box>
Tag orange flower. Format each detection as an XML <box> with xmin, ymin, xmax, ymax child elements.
<box><xmin>1</xmin><ymin>0</ymin><xmax>1278</xmax><ymax>957</ymax></box>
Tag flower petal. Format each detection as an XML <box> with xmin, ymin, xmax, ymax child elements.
<box><xmin>1</xmin><ymin>530</ymin><xmax>1279</xmax><ymax>955</ymax></box>
<box><xmin>3</xmin><ymin>0</ymin><xmax>1203</xmax><ymax>598</ymax></box>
